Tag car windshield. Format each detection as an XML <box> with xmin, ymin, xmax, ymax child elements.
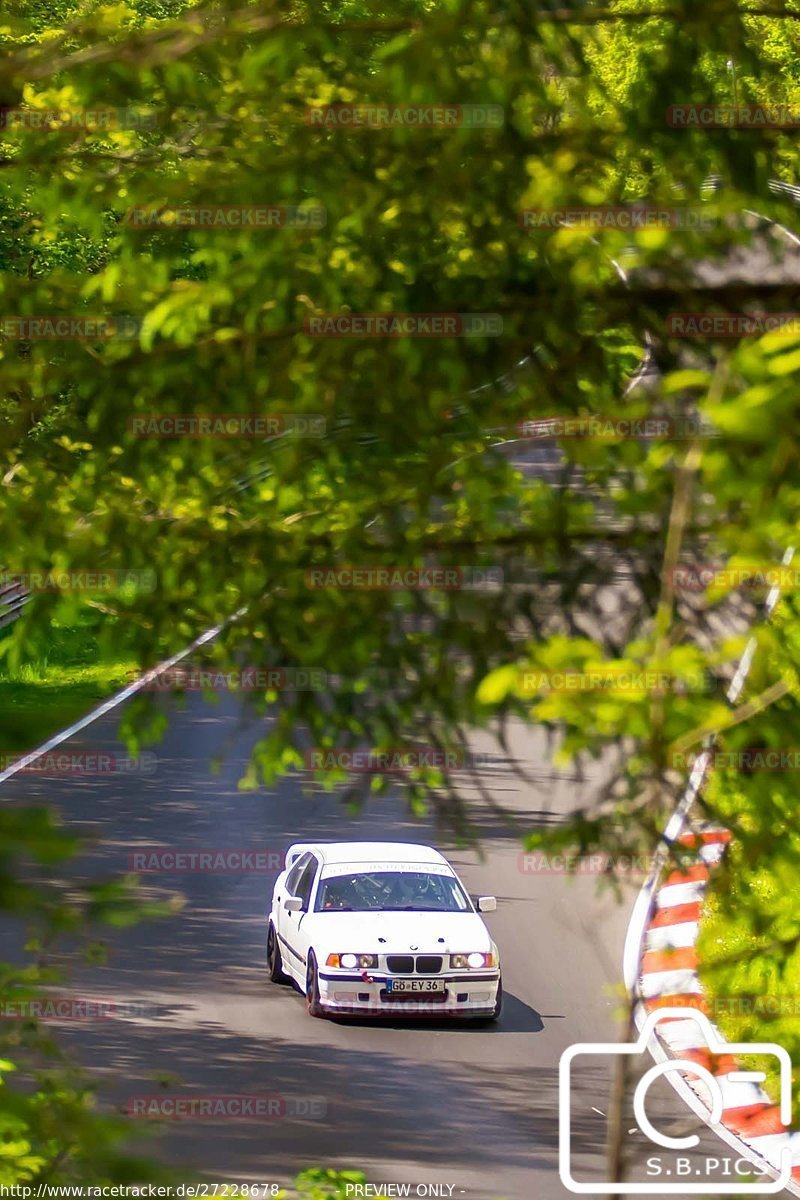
<box><xmin>315</xmin><ymin>870</ymin><xmax>471</xmax><ymax>913</ymax></box>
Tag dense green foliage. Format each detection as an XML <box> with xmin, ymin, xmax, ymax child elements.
<box><xmin>0</xmin><ymin>0</ymin><xmax>800</xmax><ymax>1182</ymax></box>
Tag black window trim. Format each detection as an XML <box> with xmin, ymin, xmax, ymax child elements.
<box><xmin>295</xmin><ymin>854</ymin><xmax>319</xmax><ymax>910</ymax></box>
<box><xmin>285</xmin><ymin>852</ymin><xmax>310</xmax><ymax>897</ymax></box>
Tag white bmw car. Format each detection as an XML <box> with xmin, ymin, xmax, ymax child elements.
<box><xmin>266</xmin><ymin>841</ymin><xmax>502</xmax><ymax>1021</ymax></box>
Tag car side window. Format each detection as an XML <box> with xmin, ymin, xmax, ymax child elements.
<box><xmin>285</xmin><ymin>853</ymin><xmax>309</xmax><ymax>896</ymax></box>
<box><xmin>295</xmin><ymin>856</ymin><xmax>318</xmax><ymax>910</ymax></box>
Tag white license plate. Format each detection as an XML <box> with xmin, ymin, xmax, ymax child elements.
<box><xmin>387</xmin><ymin>978</ymin><xmax>445</xmax><ymax>994</ymax></box>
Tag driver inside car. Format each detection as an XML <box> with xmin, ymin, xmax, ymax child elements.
<box><xmin>390</xmin><ymin>871</ymin><xmax>439</xmax><ymax>909</ymax></box>
<box><xmin>321</xmin><ymin>877</ymin><xmax>357</xmax><ymax>910</ymax></box>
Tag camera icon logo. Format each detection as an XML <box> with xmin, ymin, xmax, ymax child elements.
<box><xmin>559</xmin><ymin>1007</ymin><xmax>793</xmax><ymax>1193</ymax></box>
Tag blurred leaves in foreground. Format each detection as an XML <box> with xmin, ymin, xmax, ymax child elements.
<box><xmin>0</xmin><ymin>0</ymin><xmax>799</xmax><ymax>1180</ymax></box>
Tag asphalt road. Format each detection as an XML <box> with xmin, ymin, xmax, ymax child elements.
<box><xmin>1</xmin><ymin>691</ymin><xmax>727</xmax><ymax>1199</ymax></box>
<box><xmin>1</xmin><ymin>410</ymin><xmax>737</xmax><ymax>1194</ymax></box>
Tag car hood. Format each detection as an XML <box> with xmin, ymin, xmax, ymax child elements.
<box><xmin>306</xmin><ymin>909</ymin><xmax>492</xmax><ymax>954</ymax></box>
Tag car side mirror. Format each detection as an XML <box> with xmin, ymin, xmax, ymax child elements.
<box><xmin>476</xmin><ymin>895</ymin><xmax>497</xmax><ymax>913</ymax></box>
<box><xmin>284</xmin><ymin>896</ymin><xmax>303</xmax><ymax>912</ymax></box>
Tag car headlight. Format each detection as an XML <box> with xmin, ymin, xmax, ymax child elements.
<box><xmin>450</xmin><ymin>952</ymin><xmax>494</xmax><ymax>969</ymax></box>
<box><xmin>326</xmin><ymin>953</ymin><xmax>378</xmax><ymax>969</ymax></box>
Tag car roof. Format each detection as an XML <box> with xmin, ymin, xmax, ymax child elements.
<box><xmin>292</xmin><ymin>841</ymin><xmax>449</xmax><ymax>867</ymax></box>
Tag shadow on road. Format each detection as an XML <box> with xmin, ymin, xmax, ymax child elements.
<box><xmin>326</xmin><ymin>989</ymin><xmax>544</xmax><ymax>1034</ymax></box>
<box><xmin>53</xmin><ymin>1002</ymin><xmax>566</xmax><ymax>1181</ymax></box>
<box><xmin>0</xmin><ymin>696</ymin><xmax>625</xmax><ymax>1198</ymax></box>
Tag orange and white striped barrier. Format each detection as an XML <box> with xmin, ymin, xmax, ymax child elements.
<box><xmin>628</xmin><ymin>824</ymin><xmax>800</xmax><ymax>1192</ymax></box>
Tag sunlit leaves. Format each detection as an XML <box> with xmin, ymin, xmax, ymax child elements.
<box><xmin>0</xmin><ymin>0</ymin><xmax>799</xmax><ymax>1163</ymax></box>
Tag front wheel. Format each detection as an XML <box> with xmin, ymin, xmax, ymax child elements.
<box><xmin>267</xmin><ymin>920</ymin><xmax>289</xmax><ymax>984</ymax></box>
<box><xmin>305</xmin><ymin>952</ymin><xmax>326</xmax><ymax>1018</ymax></box>
<box><xmin>489</xmin><ymin>976</ymin><xmax>503</xmax><ymax>1022</ymax></box>
<box><xmin>472</xmin><ymin>977</ymin><xmax>503</xmax><ymax>1025</ymax></box>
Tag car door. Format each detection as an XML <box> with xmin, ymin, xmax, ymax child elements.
<box><xmin>291</xmin><ymin>854</ymin><xmax>320</xmax><ymax>976</ymax></box>
<box><xmin>276</xmin><ymin>852</ymin><xmax>310</xmax><ymax>982</ymax></box>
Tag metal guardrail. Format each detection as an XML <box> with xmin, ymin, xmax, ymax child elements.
<box><xmin>0</xmin><ymin>575</ymin><xmax>30</xmax><ymax>630</ymax></box>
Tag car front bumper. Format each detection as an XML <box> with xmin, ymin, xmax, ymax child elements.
<box><xmin>318</xmin><ymin>969</ymin><xmax>501</xmax><ymax>1017</ymax></box>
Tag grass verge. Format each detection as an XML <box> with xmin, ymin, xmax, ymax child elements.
<box><xmin>0</xmin><ymin>617</ymin><xmax>137</xmax><ymax>756</ymax></box>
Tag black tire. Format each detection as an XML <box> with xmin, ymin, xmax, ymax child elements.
<box><xmin>267</xmin><ymin>920</ymin><xmax>289</xmax><ymax>984</ymax></box>
<box><xmin>472</xmin><ymin>976</ymin><xmax>503</xmax><ymax>1025</ymax></box>
<box><xmin>305</xmin><ymin>952</ymin><xmax>325</xmax><ymax>1018</ymax></box>
<box><xmin>489</xmin><ymin>976</ymin><xmax>503</xmax><ymax>1022</ymax></box>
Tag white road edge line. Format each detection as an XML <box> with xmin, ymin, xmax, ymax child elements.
<box><xmin>0</xmin><ymin>607</ymin><xmax>246</xmax><ymax>790</ymax></box>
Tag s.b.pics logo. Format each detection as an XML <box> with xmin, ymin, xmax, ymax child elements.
<box><xmin>559</xmin><ymin>1008</ymin><xmax>792</xmax><ymax>1193</ymax></box>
